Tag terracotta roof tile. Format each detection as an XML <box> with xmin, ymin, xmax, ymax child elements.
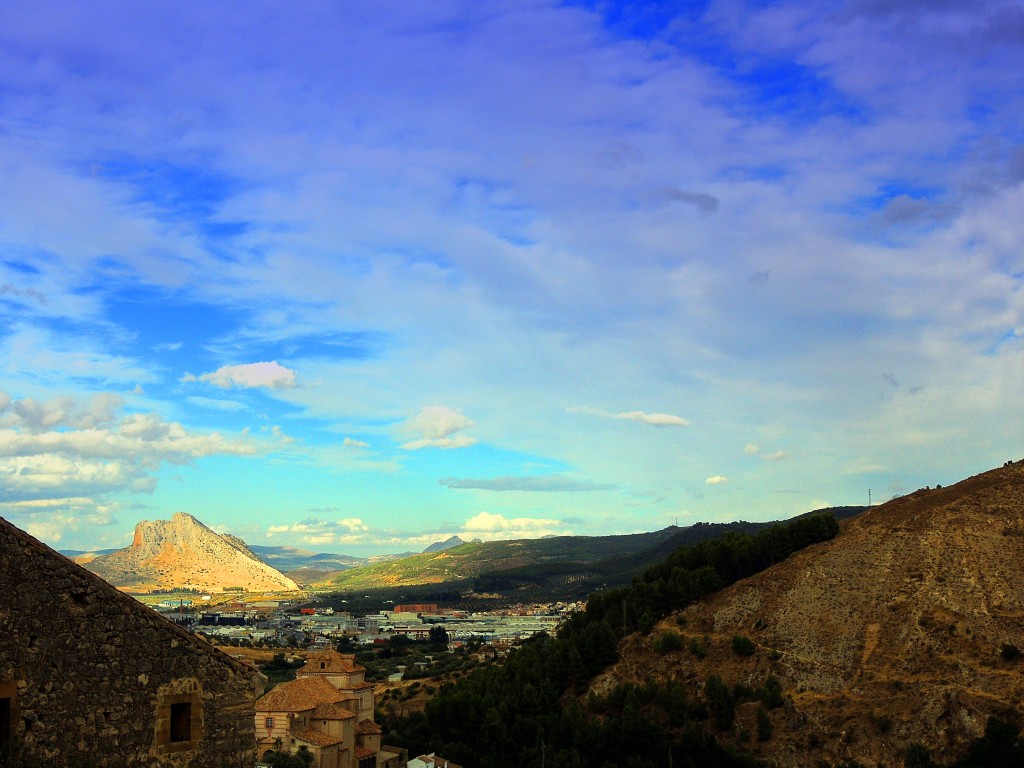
<box><xmin>356</xmin><ymin>719</ymin><xmax>382</xmax><ymax>735</ymax></box>
<box><xmin>312</xmin><ymin>702</ymin><xmax>356</xmax><ymax>720</ymax></box>
<box><xmin>355</xmin><ymin>746</ymin><xmax>377</xmax><ymax>759</ymax></box>
<box><xmin>296</xmin><ymin>648</ymin><xmax>365</xmax><ymax>676</ymax></box>
<box><xmin>294</xmin><ymin>727</ymin><xmax>344</xmax><ymax>747</ymax></box>
<box><xmin>256</xmin><ymin>676</ymin><xmax>344</xmax><ymax>712</ymax></box>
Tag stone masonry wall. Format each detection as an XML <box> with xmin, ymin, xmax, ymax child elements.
<box><xmin>0</xmin><ymin>517</ymin><xmax>263</xmax><ymax>767</ymax></box>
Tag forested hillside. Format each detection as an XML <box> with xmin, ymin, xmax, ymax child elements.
<box><xmin>383</xmin><ymin>513</ymin><xmax>840</xmax><ymax>767</ymax></box>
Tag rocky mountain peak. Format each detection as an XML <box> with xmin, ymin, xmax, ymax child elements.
<box><xmin>422</xmin><ymin>535</ymin><xmax>467</xmax><ymax>554</ymax></box>
<box><xmin>87</xmin><ymin>514</ymin><xmax>299</xmax><ymax>593</ymax></box>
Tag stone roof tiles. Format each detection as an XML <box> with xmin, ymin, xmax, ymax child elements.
<box><xmin>356</xmin><ymin>719</ymin><xmax>382</xmax><ymax>735</ymax></box>
<box><xmin>296</xmin><ymin>648</ymin><xmax>365</xmax><ymax>676</ymax></box>
<box><xmin>312</xmin><ymin>701</ymin><xmax>356</xmax><ymax>720</ymax></box>
<box><xmin>256</xmin><ymin>676</ymin><xmax>344</xmax><ymax>712</ymax></box>
<box><xmin>294</xmin><ymin>727</ymin><xmax>344</xmax><ymax>748</ymax></box>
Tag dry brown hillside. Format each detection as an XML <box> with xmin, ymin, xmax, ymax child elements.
<box><xmin>596</xmin><ymin>461</ymin><xmax>1024</xmax><ymax>767</ymax></box>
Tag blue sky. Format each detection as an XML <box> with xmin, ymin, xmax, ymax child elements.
<box><xmin>1</xmin><ymin>0</ymin><xmax>1023</xmax><ymax>555</ymax></box>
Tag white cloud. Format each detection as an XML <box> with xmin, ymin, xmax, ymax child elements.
<box><xmin>265</xmin><ymin>516</ymin><xmax>371</xmax><ymax>546</ymax></box>
<box><xmin>339</xmin><ymin>517</ymin><xmax>369</xmax><ymax>532</ymax></box>
<box><xmin>705</xmin><ymin>475</ymin><xmax>729</xmax><ymax>485</ymax></box>
<box><xmin>619</xmin><ymin>411</ymin><xmax>690</xmax><ymax>427</ymax></box>
<box><xmin>463</xmin><ymin>511</ymin><xmax>557</xmax><ymax>532</ymax></box>
<box><xmin>460</xmin><ymin>511</ymin><xmax>571</xmax><ymax>540</ymax></box>
<box><xmin>0</xmin><ymin>392</ymin><xmax>259</xmax><ymax>515</ymax></box>
<box><xmin>1</xmin><ymin>391</ymin><xmax>123</xmax><ymax>433</ymax></box>
<box><xmin>360</xmin><ymin>511</ymin><xmax>575</xmax><ymax>550</ymax></box>
<box><xmin>183</xmin><ymin>361</ymin><xmax>297</xmax><ymax>390</ymax></box>
<box><xmin>401</xmin><ymin>405</ymin><xmax>477</xmax><ymax>450</ymax></box>
<box><xmin>343</xmin><ymin>437</ymin><xmax>369</xmax><ymax>448</ymax></box>
<box><xmin>7</xmin><ymin>504</ymin><xmax>120</xmax><ymax>546</ymax></box>
<box><xmin>570</xmin><ymin>405</ymin><xmax>690</xmax><ymax>427</ymax></box>
<box><xmin>267</xmin><ymin>425</ymin><xmax>295</xmax><ymax>445</ymax></box>
<box><xmin>743</xmin><ymin>443</ymin><xmax>789</xmax><ymax>461</ymax></box>
<box><xmin>0</xmin><ymin>497</ymin><xmax>97</xmax><ymax>510</ymax></box>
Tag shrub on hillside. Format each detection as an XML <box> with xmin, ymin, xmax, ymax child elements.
<box><xmin>731</xmin><ymin>635</ymin><xmax>756</xmax><ymax>656</ymax></box>
<box><xmin>654</xmin><ymin>630</ymin><xmax>684</xmax><ymax>654</ymax></box>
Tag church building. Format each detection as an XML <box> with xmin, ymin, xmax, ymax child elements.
<box><xmin>256</xmin><ymin>648</ymin><xmax>404</xmax><ymax>768</ymax></box>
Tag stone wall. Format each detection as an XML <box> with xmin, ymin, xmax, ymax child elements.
<box><xmin>0</xmin><ymin>516</ymin><xmax>264</xmax><ymax>767</ymax></box>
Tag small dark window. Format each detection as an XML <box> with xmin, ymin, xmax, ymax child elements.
<box><xmin>0</xmin><ymin>697</ymin><xmax>11</xmax><ymax>745</ymax></box>
<box><xmin>320</xmin><ymin>662</ymin><xmax>326</xmax><ymax>669</ymax></box>
<box><xmin>265</xmin><ymin>717</ymin><xmax>274</xmax><ymax>729</ymax></box>
<box><xmin>170</xmin><ymin>702</ymin><xmax>191</xmax><ymax>743</ymax></box>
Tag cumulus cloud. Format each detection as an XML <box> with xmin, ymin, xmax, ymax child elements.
<box><xmin>343</xmin><ymin>437</ymin><xmax>369</xmax><ymax>448</ymax></box>
<box><xmin>18</xmin><ymin>507</ymin><xmax>118</xmax><ymax>544</ymax></box>
<box><xmin>263</xmin><ymin>511</ymin><xmax>575</xmax><ymax>551</ymax></box>
<box><xmin>183</xmin><ymin>361</ymin><xmax>297</xmax><ymax>390</ymax></box>
<box><xmin>367</xmin><ymin>512</ymin><xmax>575</xmax><ymax>549</ymax></box>
<box><xmin>439</xmin><ymin>475</ymin><xmax>614</xmax><ymax>492</ymax></box>
<box><xmin>570</xmin><ymin>406</ymin><xmax>690</xmax><ymax>427</ymax></box>
<box><xmin>705</xmin><ymin>475</ymin><xmax>729</xmax><ymax>485</ymax></box>
<box><xmin>743</xmin><ymin>443</ymin><xmax>789</xmax><ymax>461</ymax></box>
<box><xmin>1</xmin><ymin>392</ymin><xmax>122</xmax><ymax>432</ymax></box>
<box><xmin>266</xmin><ymin>516</ymin><xmax>370</xmax><ymax>545</ymax></box>
<box><xmin>401</xmin><ymin>405</ymin><xmax>477</xmax><ymax>449</ymax></box>
<box><xmin>461</xmin><ymin>511</ymin><xmax>571</xmax><ymax>540</ymax></box>
<box><xmin>0</xmin><ymin>391</ymin><xmax>258</xmax><ymax>518</ymax></box>
<box><xmin>618</xmin><ymin>411</ymin><xmax>691</xmax><ymax>427</ymax></box>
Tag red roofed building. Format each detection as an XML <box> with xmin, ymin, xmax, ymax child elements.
<box><xmin>256</xmin><ymin>649</ymin><xmax>403</xmax><ymax>768</ymax></box>
<box><xmin>295</xmin><ymin>648</ymin><xmax>376</xmax><ymax>722</ymax></box>
<box><xmin>392</xmin><ymin>604</ymin><xmax>437</xmax><ymax>614</ymax></box>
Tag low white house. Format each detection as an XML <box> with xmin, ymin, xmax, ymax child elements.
<box><xmin>408</xmin><ymin>753</ymin><xmax>462</xmax><ymax>768</ymax></box>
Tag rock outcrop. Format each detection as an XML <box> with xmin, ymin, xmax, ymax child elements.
<box><xmin>85</xmin><ymin>512</ymin><xmax>299</xmax><ymax>593</ymax></box>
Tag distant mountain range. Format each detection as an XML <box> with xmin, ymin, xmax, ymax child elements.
<box><xmin>66</xmin><ymin>506</ymin><xmax>866</xmax><ymax>596</ymax></box>
<box><xmin>245</xmin><ymin>545</ymin><xmax>369</xmax><ymax>573</ymax></box>
<box><xmin>308</xmin><ymin>507</ymin><xmax>867</xmax><ymax>596</ymax></box>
